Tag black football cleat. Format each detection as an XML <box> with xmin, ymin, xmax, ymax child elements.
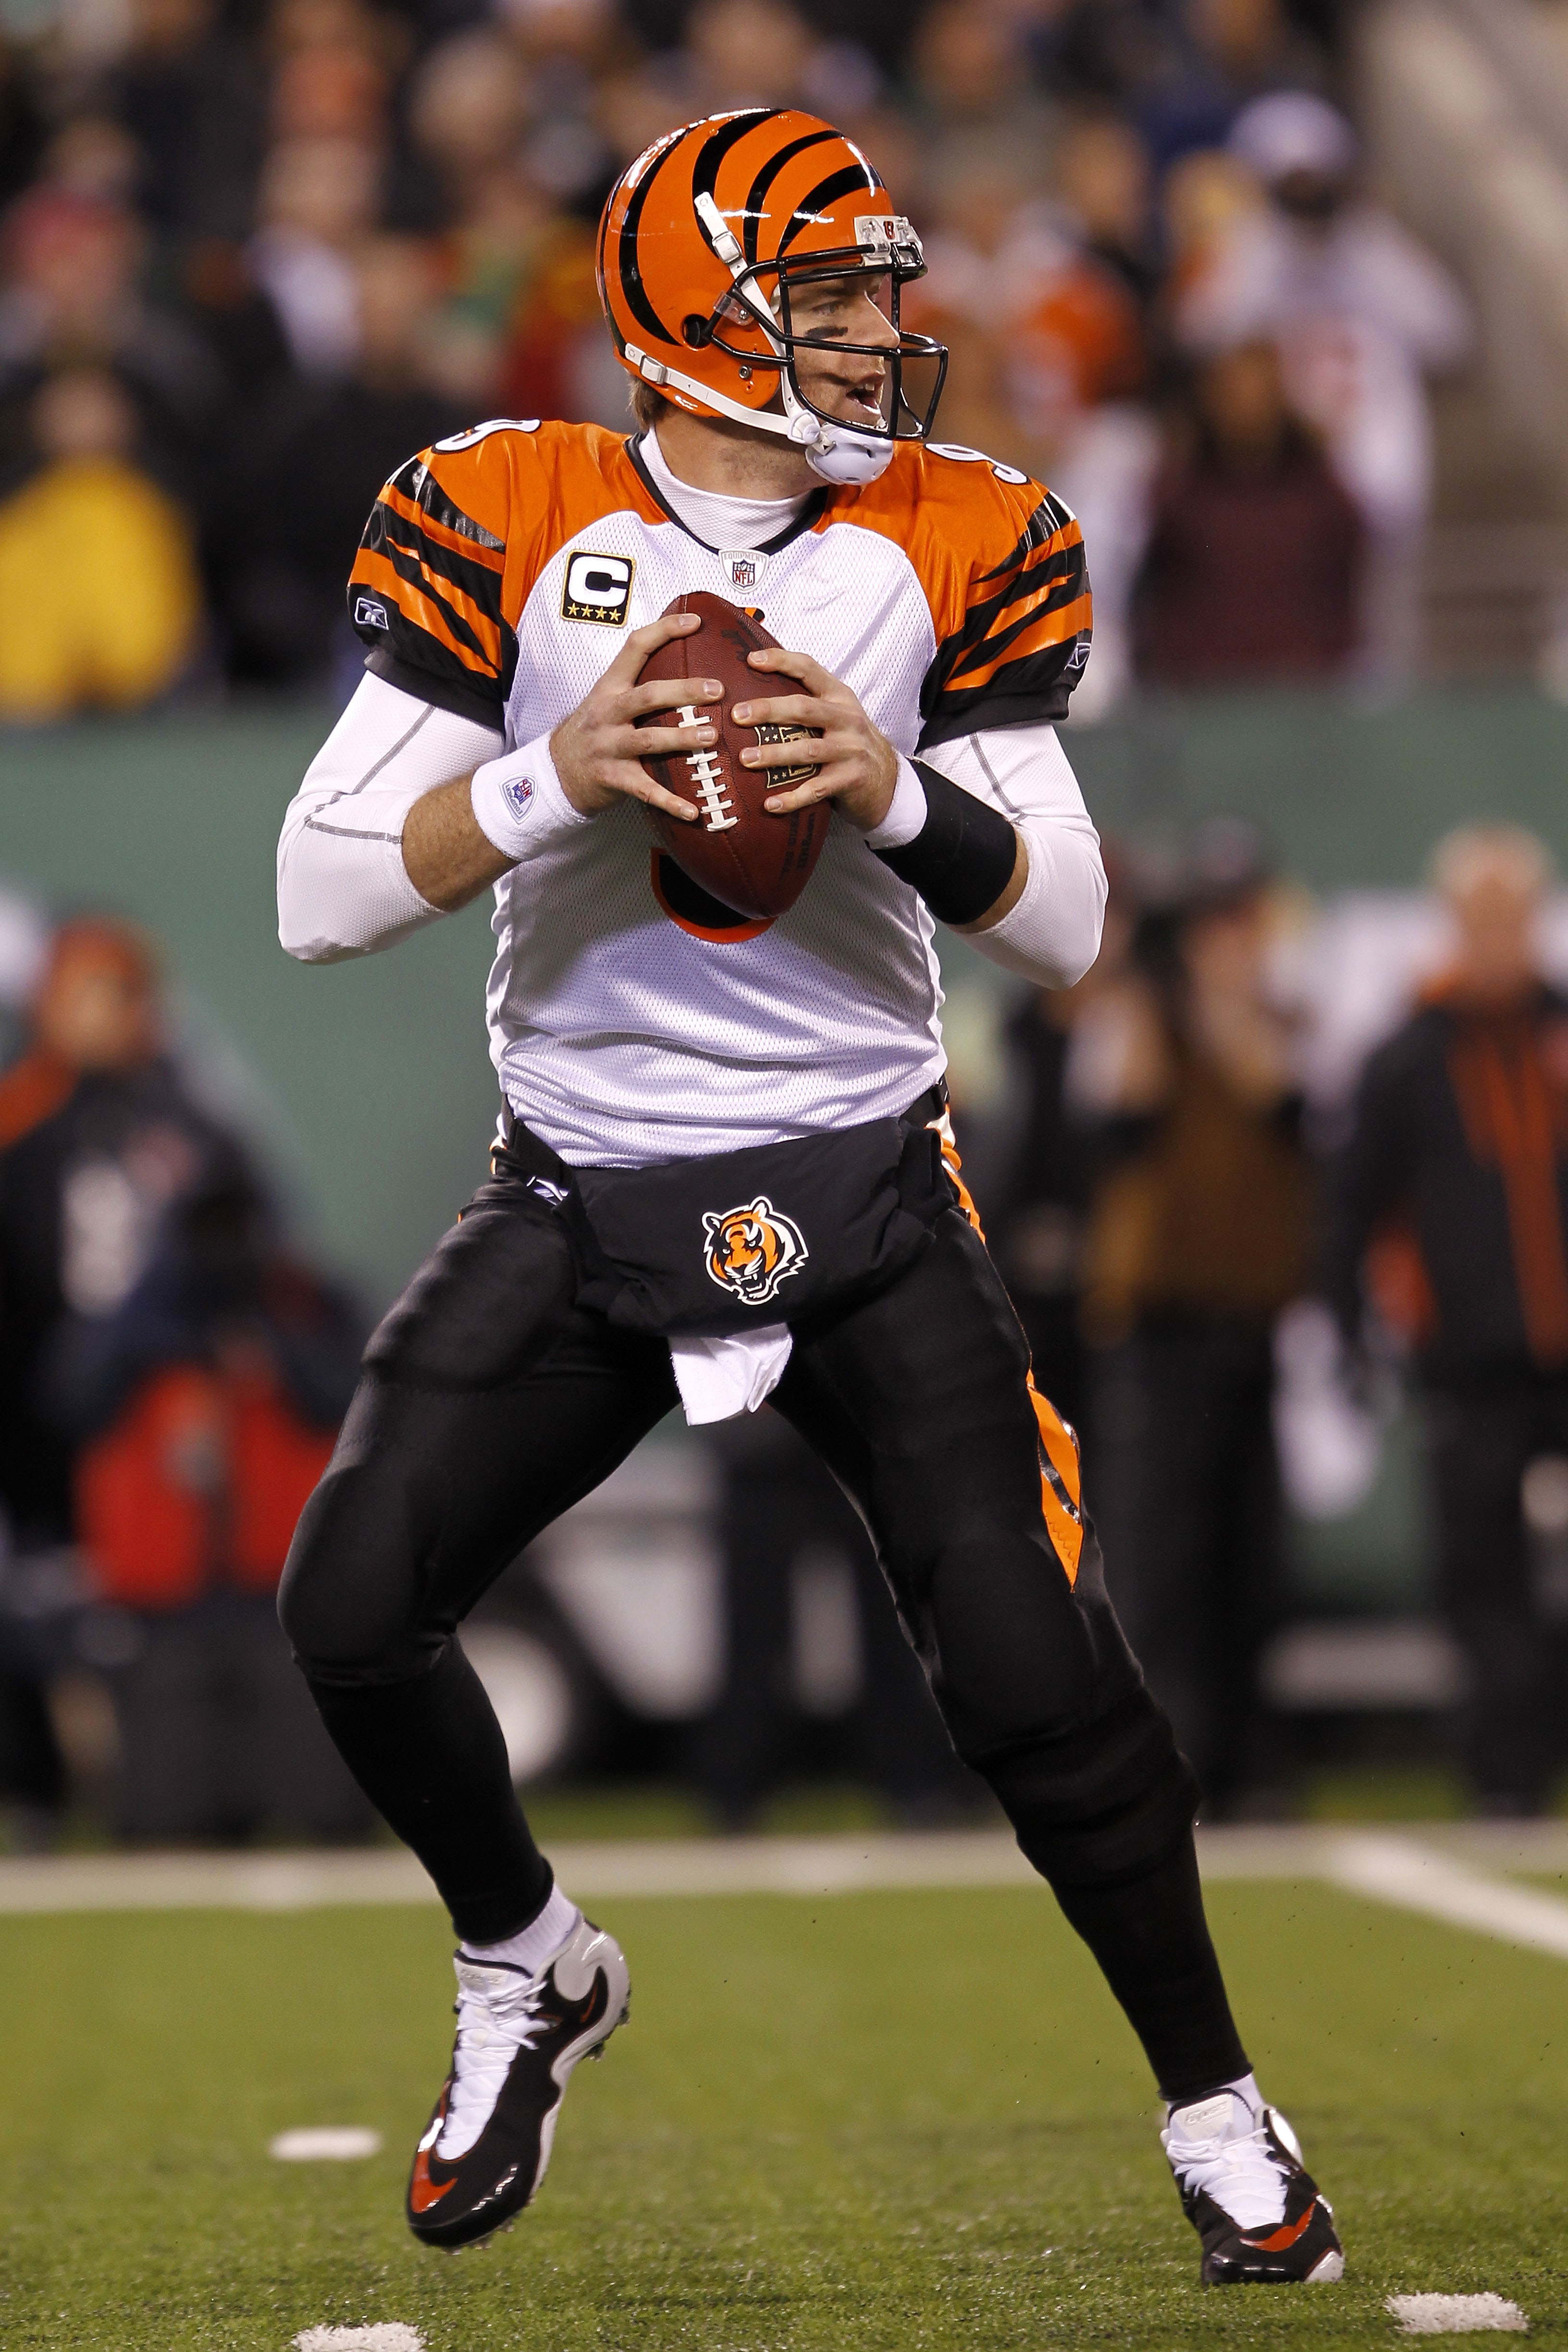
<box><xmin>406</xmin><ymin>1914</ymin><xmax>630</xmax><ymax>2251</ymax></box>
<box><xmin>1162</xmin><ymin>2089</ymin><xmax>1344</xmax><ymax>2285</ymax></box>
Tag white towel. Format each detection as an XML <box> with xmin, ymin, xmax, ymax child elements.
<box><xmin>668</xmin><ymin>1324</ymin><xmax>793</xmax><ymax>1423</ymax></box>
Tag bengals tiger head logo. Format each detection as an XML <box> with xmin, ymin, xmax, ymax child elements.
<box><xmin>701</xmin><ymin>1194</ymin><xmax>808</xmax><ymax>1308</ymax></box>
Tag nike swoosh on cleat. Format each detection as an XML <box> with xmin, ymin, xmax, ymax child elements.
<box><xmin>409</xmin><ymin>2147</ymin><xmax>457</xmax><ymax>2212</ymax></box>
<box><xmin>1240</xmin><ymin>2204</ymin><xmax>1320</xmax><ymax>2253</ymax></box>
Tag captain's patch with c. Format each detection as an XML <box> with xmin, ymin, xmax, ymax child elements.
<box><xmin>563</xmin><ymin>551</ymin><xmax>634</xmax><ymax>625</ymax></box>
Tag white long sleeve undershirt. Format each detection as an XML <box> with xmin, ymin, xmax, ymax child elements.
<box><xmin>276</xmin><ymin>674</ymin><xmax>502</xmax><ymax>965</ymax></box>
<box><xmin>277</xmin><ymin>673</ymin><xmax>1104</xmax><ymax>988</ymax></box>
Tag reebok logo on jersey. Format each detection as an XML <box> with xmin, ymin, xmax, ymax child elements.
<box><xmin>354</xmin><ymin>594</ymin><xmax>390</xmax><ymax>630</ymax></box>
<box><xmin>702</xmin><ymin>1195</ymin><xmax>808</xmax><ymax>1307</ymax></box>
<box><xmin>562</xmin><ymin>551</ymin><xmax>634</xmax><ymax>625</ymax></box>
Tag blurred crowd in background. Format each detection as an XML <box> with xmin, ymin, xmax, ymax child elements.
<box><xmin>5</xmin><ymin>0</ymin><xmax>1568</xmax><ymax>1850</ymax></box>
<box><xmin>0</xmin><ymin>0</ymin><xmax>1474</xmax><ymax>719</ymax></box>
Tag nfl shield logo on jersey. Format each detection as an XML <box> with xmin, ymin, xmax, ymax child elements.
<box><xmin>720</xmin><ymin>550</ymin><xmax>764</xmax><ymax>592</ymax></box>
<box><xmin>701</xmin><ymin>1195</ymin><xmax>807</xmax><ymax>1307</ymax></box>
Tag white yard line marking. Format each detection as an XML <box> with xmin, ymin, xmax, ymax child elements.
<box><xmin>1387</xmin><ymin>2291</ymin><xmax>1530</xmax><ymax>2333</ymax></box>
<box><xmin>270</xmin><ymin>2127</ymin><xmax>382</xmax><ymax>2162</ymax></box>
<box><xmin>0</xmin><ymin>1826</ymin><xmax>1336</xmax><ymax>1913</ymax></box>
<box><xmin>0</xmin><ymin>1825</ymin><xmax>1564</xmax><ymax>1946</ymax></box>
<box><xmin>0</xmin><ymin>1832</ymin><xmax>1041</xmax><ymax>1911</ymax></box>
<box><xmin>0</xmin><ymin>1850</ymin><xmax>435</xmax><ymax>1913</ymax></box>
<box><xmin>564</xmin><ymin>1828</ymin><xmax>1039</xmax><ymax>1897</ymax></box>
<box><xmin>294</xmin><ymin>2328</ymin><xmax>425</xmax><ymax>2351</ymax></box>
<box><xmin>1325</xmin><ymin>1834</ymin><xmax>1568</xmax><ymax>1963</ymax></box>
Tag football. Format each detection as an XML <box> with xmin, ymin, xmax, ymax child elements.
<box><xmin>636</xmin><ymin>591</ymin><xmax>825</xmax><ymax>923</ymax></box>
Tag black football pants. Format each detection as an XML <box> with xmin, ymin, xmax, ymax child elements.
<box><xmin>280</xmin><ymin>1164</ymin><xmax>1249</xmax><ymax>2103</ymax></box>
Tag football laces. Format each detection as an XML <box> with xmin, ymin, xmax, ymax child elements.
<box><xmin>675</xmin><ymin>704</ymin><xmax>737</xmax><ymax>834</ymax></box>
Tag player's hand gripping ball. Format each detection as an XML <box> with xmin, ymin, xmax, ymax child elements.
<box><xmin>636</xmin><ymin>592</ymin><xmax>824</xmax><ymax>921</ymax></box>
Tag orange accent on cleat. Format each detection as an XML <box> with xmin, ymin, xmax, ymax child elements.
<box><xmin>1242</xmin><ymin>2204</ymin><xmax>1320</xmax><ymax>2254</ymax></box>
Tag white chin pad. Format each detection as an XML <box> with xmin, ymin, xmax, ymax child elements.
<box><xmin>804</xmin><ymin>430</ymin><xmax>896</xmax><ymax>485</ymax></box>
<box><xmin>780</xmin><ymin>373</ymin><xmax>894</xmax><ymax>484</ymax></box>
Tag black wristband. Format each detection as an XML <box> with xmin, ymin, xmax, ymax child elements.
<box><xmin>871</xmin><ymin>763</ymin><xmax>1019</xmax><ymax>926</ymax></box>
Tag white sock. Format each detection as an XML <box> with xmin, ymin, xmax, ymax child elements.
<box><xmin>461</xmin><ymin>1884</ymin><xmax>579</xmax><ymax>1976</ymax></box>
<box><xmin>1168</xmin><ymin>2071</ymin><xmax>1263</xmax><ymax>2128</ymax></box>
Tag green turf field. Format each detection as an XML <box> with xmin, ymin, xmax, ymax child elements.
<box><xmin>1</xmin><ymin>1880</ymin><xmax>1563</xmax><ymax>2350</ymax></box>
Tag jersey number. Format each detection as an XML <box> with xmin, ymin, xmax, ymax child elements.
<box><xmin>927</xmin><ymin>443</ymin><xmax>1034</xmax><ymax>490</ymax></box>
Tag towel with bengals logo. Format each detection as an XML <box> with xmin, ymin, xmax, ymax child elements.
<box><xmin>494</xmin><ymin>1102</ymin><xmax>954</xmax><ymax>1337</ymax></box>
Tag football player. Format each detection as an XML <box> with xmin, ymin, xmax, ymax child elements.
<box><xmin>275</xmin><ymin>108</ymin><xmax>1343</xmax><ymax>2284</ymax></box>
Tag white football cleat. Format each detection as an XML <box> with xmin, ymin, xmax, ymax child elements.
<box><xmin>406</xmin><ymin>1913</ymin><xmax>630</xmax><ymax>2251</ymax></box>
<box><xmin>1162</xmin><ymin>2086</ymin><xmax>1344</xmax><ymax>2285</ymax></box>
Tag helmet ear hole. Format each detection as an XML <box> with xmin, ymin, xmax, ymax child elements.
<box><xmin>682</xmin><ymin>314</ymin><xmax>712</xmax><ymax>348</ymax></box>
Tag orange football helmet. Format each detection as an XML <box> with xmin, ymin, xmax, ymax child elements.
<box><xmin>597</xmin><ymin>108</ymin><xmax>947</xmax><ymax>485</ymax></box>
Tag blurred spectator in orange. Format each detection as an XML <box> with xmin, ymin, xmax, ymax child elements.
<box><xmin>214</xmin><ymin>235</ymin><xmax>468</xmax><ymax>686</ymax></box>
<box><xmin>1134</xmin><ymin>337</ymin><xmax>1363</xmax><ymax>686</ymax></box>
<box><xmin>1180</xmin><ymin>91</ymin><xmax>1470</xmax><ymax>687</ymax></box>
<box><xmin>43</xmin><ymin>1161</ymin><xmax>368</xmax><ymax>1842</ymax></box>
<box><xmin>1079</xmin><ymin>828</ymin><xmax>1314</xmax><ymax>1811</ymax></box>
<box><xmin>0</xmin><ymin>919</ymin><xmax>255</xmax><ymax>1550</ymax></box>
<box><xmin>1327</xmin><ymin>827</ymin><xmax>1568</xmax><ymax>1813</ymax></box>
<box><xmin>0</xmin><ymin>369</ymin><xmax>202</xmax><ymax>721</ymax></box>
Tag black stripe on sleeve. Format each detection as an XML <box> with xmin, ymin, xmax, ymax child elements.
<box><xmin>972</xmin><ymin>492</ymin><xmax>1078</xmax><ymax>586</ymax></box>
<box><xmin>362</xmin><ymin>644</ymin><xmax>510</xmax><ymax>729</ymax></box>
<box><xmin>386</xmin><ymin>454</ymin><xmax>505</xmax><ymax>551</ymax></box>
<box><xmin>363</xmin><ymin>505</ymin><xmax>505</xmax><ymax>636</ymax></box>
<box><xmin>916</xmin><ymin>642</ymin><xmax>1089</xmax><ymax>750</ymax></box>
<box><xmin>924</xmin><ymin>551</ymin><xmax>1085</xmax><ymax>698</ymax></box>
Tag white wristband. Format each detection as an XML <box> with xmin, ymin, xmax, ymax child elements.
<box><xmin>862</xmin><ymin>755</ymin><xmax>928</xmax><ymax>849</ymax></box>
<box><xmin>470</xmin><ymin>733</ymin><xmax>592</xmax><ymax>862</ymax></box>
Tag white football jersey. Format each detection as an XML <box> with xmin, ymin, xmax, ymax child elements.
<box><xmin>346</xmin><ymin>418</ymin><xmax>1092</xmax><ymax>1164</ymax></box>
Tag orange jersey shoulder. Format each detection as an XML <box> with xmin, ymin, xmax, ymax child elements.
<box><xmin>821</xmin><ymin>442</ymin><xmax>1092</xmax><ymax>746</ymax></box>
<box><xmin>348</xmin><ymin>419</ymin><xmax>663</xmax><ymax>724</ymax></box>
